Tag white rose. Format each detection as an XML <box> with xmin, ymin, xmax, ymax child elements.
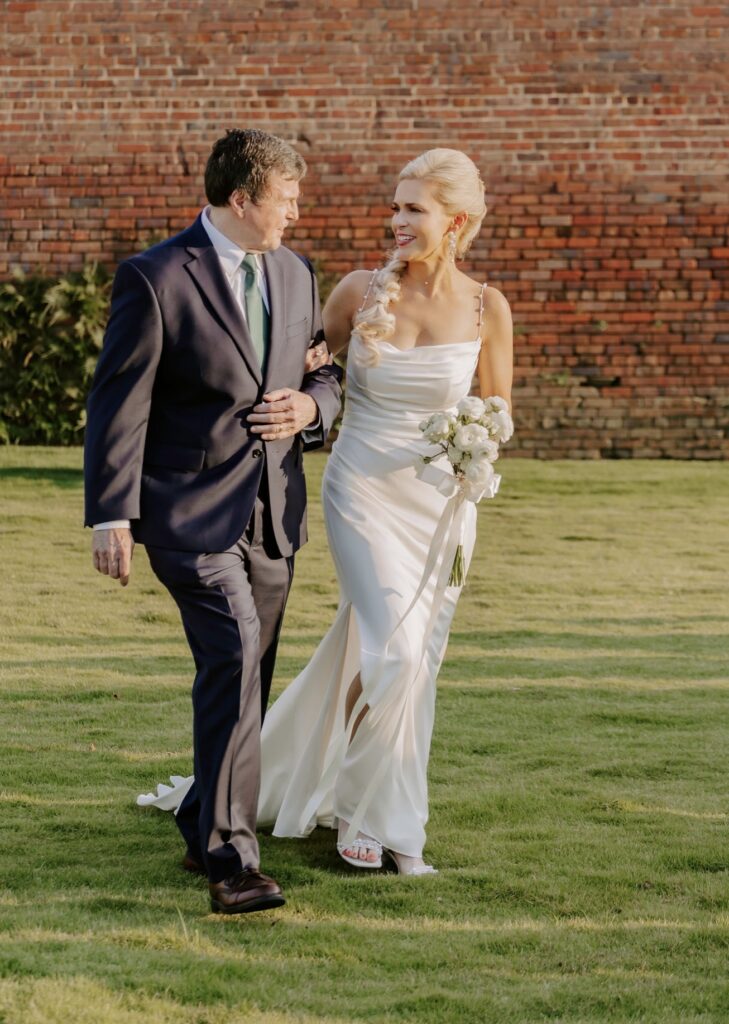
<box><xmin>447</xmin><ymin>445</ymin><xmax>466</xmax><ymax>469</ymax></box>
<box><xmin>456</xmin><ymin>395</ymin><xmax>486</xmax><ymax>421</ymax></box>
<box><xmin>464</xmin><ymin>459</ymin><xmax>494</xmax><ymax>486</ymax></box>
<box><xmin>483</xmin><ymin>395</ymin><xmax>509</xmax><ymax>414</ymax></box>
<box><xmin>490</xmin><ymin>409</ymin><xmax>514</xmax><ymax>443</ymax></box>
<box><xmin>454</xmin><ymin>423</ymin><xmax>491</xmax><ymax>454</ymax></box>
<box><xmin>473</xmin><ymin>438</ymin><xmax>500</xmax><ymax>462</ymax></box>
<box><xmin>421</xmin><ymin>411</ymin><xmax>455</xmax><ymax>443</ymax></box>
<box><xmin>460</xmin><ymin>459</ymin><xmax>495</xmax><ymax>500</ymax></box>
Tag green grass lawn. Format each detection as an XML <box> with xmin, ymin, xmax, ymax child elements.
<box><xmin>1</xmin><ymin>448</ymin><xmax>728</xmax><ymax>1024</ymax></box>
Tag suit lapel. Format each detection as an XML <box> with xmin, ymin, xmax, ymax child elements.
<box><xmin>262</xmin><ymin>249</ymin><xmax>287</xmax><ymax>393</ymax></box>
<box><xmin>184</xmin><ymin>238</ymin><xmax>263</xmax><ymax>386</ymax></box>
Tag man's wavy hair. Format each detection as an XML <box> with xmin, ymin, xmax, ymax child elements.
<box><xmin>204</xmin><ymin>129</ymin><xmax>306</xmax><ymax>206</ymax></box>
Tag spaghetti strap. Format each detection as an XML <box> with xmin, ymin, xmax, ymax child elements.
<box><xmin>357</xmin><ymin>271</ymin><xmax>377</xmax><ymax>313</ymax></box>
<box><xmin>476</xmin><ymin>282</ymin><xmax>487</xmax><ymax>341</ymax></box>
<box><xmin>477</xmin><ymin>283</ymin><xmax>487</xmax><ymax>332</ymax></box>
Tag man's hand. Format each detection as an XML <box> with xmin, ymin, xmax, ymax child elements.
<box><xmin>248</xmin><ymin>389</ymin><xmax>318</xmax><ymax>441</ymax></box>
<box><xmin>92</xmin><ymin>527</ymin><xmax>134</xmax><ymax>587</ymax></box>
<box><xmin>304</xmin><ymin>340</ymin><xmax>332</xmax><ymax>374</ymax></box>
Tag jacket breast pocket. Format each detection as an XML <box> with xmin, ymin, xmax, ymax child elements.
<box><xmin>143</xmin><ymin>443</ymin><xmax>206</xmax><ymax>472</ymax></box>
<box><xmin>286</xmin><ymin>317</ymin><xmax>309</xmax><ymax>340</ymax></box>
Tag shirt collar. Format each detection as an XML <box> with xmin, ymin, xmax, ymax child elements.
<box><xmin>201</xmin><ymin>206</ymin><xmax>260</xmax><ymax>280</ymax></box>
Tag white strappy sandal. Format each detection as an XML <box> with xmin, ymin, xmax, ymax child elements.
<box><xmin>384</xmin><ymin>849</ymin><xmax>439</xmax><ymax>876</ymax></box>
<box><xmin>336</xmin><ymin>821</ymin><xmax>383</xmax><ymax>869</ymax></box>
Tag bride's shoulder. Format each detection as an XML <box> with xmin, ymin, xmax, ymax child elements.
<box><xmin>458</xmin><ymin>274</ymin><xmax>511</xmax><ymax>318</ymax></box>
<box><xmin>326</xmin><ymin>269</ymin><xmax>376</xmax><ymax>314</ymax></box>
<box><xmin>479</xmin><ymin>284</ymin><xmax>513</xmax><ymax>350</ymax></box>
<box><xmin>481</xmin><ymin>283</ymin><xmax>511</xmax><ymax>315</ymax></box>
<box><xmin>342</xmin><ymin>268</ymin><xmax>376</xmax><ymax>295</ymax></box>
<box><xmin>322</xmin><ymin>269</ymin><xmax>379</xmax><ymax>353</ymax></box>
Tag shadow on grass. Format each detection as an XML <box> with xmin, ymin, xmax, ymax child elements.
<box><xmin>572</xmin><ymin>615</ymin><xmax>729</xmax><ymax>627</ymax></box>
<box><xmin>13</xmin><ymin>630</ymin><xmax>324</xmax><ymax>649</ymax></box>
<box><xmin>450</xmin><ymin>628</ymin><xmax>728</xmax><ymax>655</ymax></box>
<box><xmin>0</xmin><ymin>466</ymin><xmax>83</xmax><ymax>488</ymax></box>
<box><xmin>8</xmin><ymin>653</ymin><xmax>725</xmax><ymax>690</ymax></box>
<box><xmin>1</xmin><ymin>655</ymin><xmax>191</xmax><ymax>675</ymax></box>
<box><xmin>444</xmin><ymin>630</ymin><xmax>729</xmax><ymax>685</ymax></box>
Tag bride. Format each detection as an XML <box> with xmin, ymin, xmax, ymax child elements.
<box><xmin>140</xmin><ymin>148</ymin><xmax>513</xmax><ymax>876</ymax></box>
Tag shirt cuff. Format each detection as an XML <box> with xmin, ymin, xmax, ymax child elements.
<box><xmin>93</xmin><ymin>520</ymin><xmax>131</xmax><ymax>530</ymax></box>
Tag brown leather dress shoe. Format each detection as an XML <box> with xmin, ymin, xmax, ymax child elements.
<box><xmin>209</xmin><ymin>868</ymin><xmax>285</xmax><ymax>915</ymax></box>
<box><xmin>181</xmin><ymin>851</ymin><xmax>205</xmax><ymax>875</ymax></box>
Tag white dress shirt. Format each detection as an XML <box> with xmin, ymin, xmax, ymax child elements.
<box><xmin>200</xmin><ymin>205</ymin><xmax>270</xmax><ymax>317</ymax></box>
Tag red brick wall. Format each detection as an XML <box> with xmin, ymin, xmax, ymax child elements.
<box><xmin>2</xmin><ymin>0</ymin><xmax>727</xmax><ymax>457</ymax></box>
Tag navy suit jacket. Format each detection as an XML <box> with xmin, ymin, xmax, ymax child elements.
<box><xmin>84</xmin><ymin>216</ymin><xmax>342</xmax><ymax>556</ymax></box>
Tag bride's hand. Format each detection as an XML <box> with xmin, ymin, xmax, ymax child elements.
<box><xmin>248</xmin><ymin>390</ymin><xmax>319</xmax><ymax>441</ymax></box>
<box><xmin>304</xmin><ymin>340</ymin><xmax>331</xmax><ymax>373</ymax></box>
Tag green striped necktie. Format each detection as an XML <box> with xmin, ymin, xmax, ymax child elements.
<box><xmin>241</xmin><ymin>253</ymin><xmax>270</xmax><ymax>373</ymax></box>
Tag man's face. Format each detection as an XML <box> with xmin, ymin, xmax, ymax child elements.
<box><xmin>242</xmin><ymin>172</ymin><xmax>300</xmax><ymax>252</ymax></box>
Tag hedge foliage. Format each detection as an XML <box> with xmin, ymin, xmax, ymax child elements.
<box><xmin>0</xmin><ymin>265</ymin><xmax>112</xmax><ymax>445</ymax></box>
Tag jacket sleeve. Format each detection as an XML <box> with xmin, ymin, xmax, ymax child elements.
<box><xmin>299</xmin><ymin>260</ymin><xmax>343</xmax><ymax>452</ymax></box>
<box><xmin>83</xmin><ymin>260</ymin><xmax>163</xmax><ymax>526</ymax></box>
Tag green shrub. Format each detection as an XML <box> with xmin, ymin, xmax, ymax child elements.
<box><xmin>0</xmin><ymin>265</ymin><xmax>112</xmax><ymax>445</ymax></box>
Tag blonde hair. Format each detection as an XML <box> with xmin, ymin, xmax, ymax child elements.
<box><xmin>352</xmin><ymin>148</ymin><xmax>487</xmax><ymax>366</ymax></box>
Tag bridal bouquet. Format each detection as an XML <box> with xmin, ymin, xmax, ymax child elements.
<box><xmin>419</xmin><ymin>395</ymin><xmax>514</xmax><ymax>585</ymax></box>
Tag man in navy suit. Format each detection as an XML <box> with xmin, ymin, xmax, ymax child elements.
<box><xmin>84</xmin><ymin>129</ymin><xmax>342</xmax><ymax>914</ymax></box>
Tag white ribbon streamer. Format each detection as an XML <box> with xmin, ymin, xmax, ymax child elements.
<box><xmin>136</xmin><ymin>775</ymin><xmax>194</xmax><ymax>813</ymax></box>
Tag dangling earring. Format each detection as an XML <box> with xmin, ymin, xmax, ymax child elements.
<box><xmin>447</xmin><ymin>230</ymin><xmax>457</xmax><ymax>262</ymax></box>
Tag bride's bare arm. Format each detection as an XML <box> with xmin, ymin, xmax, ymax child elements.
<box><xmin>477</xmin><ymin>286</ymin><xmax>514</xmax><ymax>410</ymax></box>
<box><xmin>322</xmin><ymin>270</ymin><xmax>374</xmax><ymax>356</ymax></box>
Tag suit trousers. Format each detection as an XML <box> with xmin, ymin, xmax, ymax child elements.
<box><xmin>145</xmin><ymin>486</ymin><xmax>294</xmax><ymax>882</ymax></box>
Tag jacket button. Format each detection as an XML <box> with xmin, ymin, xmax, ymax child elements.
<box><xmin>252</xmin><ymin>448</ymin><xmax>262</xmax><ymax>459</ymax></box>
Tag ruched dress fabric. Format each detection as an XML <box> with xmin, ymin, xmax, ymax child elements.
<box><xmin>257</xmin><ymin>333</ymin><xmax>481</xmax><ymax>857</ymax></box>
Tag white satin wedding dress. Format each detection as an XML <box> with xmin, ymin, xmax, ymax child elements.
<box><xmin>139</xmin><ymin>305</ymin><xmax>484</xmax><ymax>860</ymax></box>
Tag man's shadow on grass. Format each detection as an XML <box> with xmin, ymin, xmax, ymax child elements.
<box><xmin>127</xmin><ymin>810</ymin><xmax>350</xmax><ymax>888</ymax></box>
